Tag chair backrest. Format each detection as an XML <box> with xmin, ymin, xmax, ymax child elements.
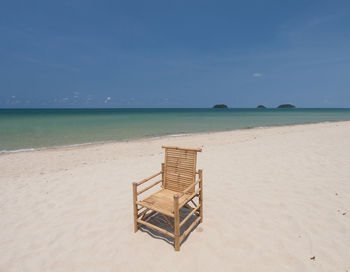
<box><xmin>162</xmin><ymin>146</ymin><xmax>202</xmax><ymax>193</ymax></box>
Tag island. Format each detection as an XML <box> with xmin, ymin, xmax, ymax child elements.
<box><xmin>213</xmin><ymin>104</ymin><xmax>228</xmax><ymax>109</ymax></box>
<box><xmin>277</xmin><ymin>104</ymin><xmax>296</xmax><ymax>108</ymax></box>
<box><xmin>257</xmin><ymin>105</ymin><xmax>266</xmax><ymax>109</ymax></box>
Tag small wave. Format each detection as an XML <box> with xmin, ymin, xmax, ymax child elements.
<box><xmin>0</xmin><ymin>142</ymin><xmax>102</xmax><ymax>154</ymax></box>
<box><xmin>168</xmin><ymin>133</ymin><xmax>193</xmax><ymax>137</ymax></box>
<box><xmin>0</xmin><ymin>148</ymin><xmax>36</xmax><ymax>154</ymax></box>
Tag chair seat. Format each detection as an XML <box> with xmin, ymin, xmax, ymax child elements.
<box><xmin>138</xmin><ymin>189</ymin><xmax>188</xmax><ymax>217</ymax></box>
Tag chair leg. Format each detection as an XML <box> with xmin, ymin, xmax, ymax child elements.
<box><xmin>133</xmin><ymin>183</ymin><xmax>138</xmax><ymax>232</ymax></box>
<box><xmin>199</xmin><ymin>169</ymin><xmax>203</xmax><ymax>223</ymax></box>
<box><xmin>174</xmin><ymin>195</ymin><xmax>180</xmax><ymax>251</ymax></box>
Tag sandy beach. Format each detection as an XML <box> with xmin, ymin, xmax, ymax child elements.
<box><xmin>0</xmin><ymin>121</ymin><xmax>349</xmax><ymax>271</ymax></box>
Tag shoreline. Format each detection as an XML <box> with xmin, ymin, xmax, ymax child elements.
<box><xmin>1</xmin><ymin>119</ymin><xmax>350</xmax><ymax>155</ymax></box>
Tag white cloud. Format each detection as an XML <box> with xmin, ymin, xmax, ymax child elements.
<box><xmin>104</xmin><ymin>96</ymin><xmax>111</xmax><ymax>103</ymax></box>
<box><xmin>307</xmin><ymin>14</ymin><xmax>339</xmax><ymax>28</ymax></box>
<box><xmin>253</xmin><ymin>73</ymin><xmax>263</xmax><ymax>78</ymax></box>
<box><xmin>11</xmin><ymin>95</ymin><xmax>16</xmax><ymax>98</ymax></box>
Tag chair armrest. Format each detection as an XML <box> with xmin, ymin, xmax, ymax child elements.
<box><xmin>137</xmin><ymin>179</ymin><xmax>162</xmax><ymax>195</ymax></box>
<box><xmin>173</xmin><ymin>169</ymin><xmax>203</xmax><ymax>210</ymax></box>
<box><xmin>177</xmin><ymin>178</ymin><xmax>201</xmax><ymax>198</ymax></box>
<box><xmin>134</xmin><ymin>171</ymin><xmax>162</xmax><ymax>186</ymax></box>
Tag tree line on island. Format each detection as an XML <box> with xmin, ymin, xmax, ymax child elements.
<box><xmin>213</xmin><ymin>104</ymin><xmax>296</xmax><ymax>109</ymax></box>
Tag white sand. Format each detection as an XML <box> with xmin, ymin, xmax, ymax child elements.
<box><xmin>1</xmin><ymin>121</ymin><xmax>350</xmax><ymax>271</ymax></box>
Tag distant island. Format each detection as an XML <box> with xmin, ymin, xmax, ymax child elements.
<box><xmin>257</xmin><ymin>105</ymin><xmax>266</xmax><ymax>109</ymax></box>
<box><xmin>213</xmin><ymin>104</ymin><xmax>228</xmax><ymax>109</ymax></box>
<box><xmin>277</xmin><ymin>104</ymin><xmax>296</xmax><ymax>108</ymax></box>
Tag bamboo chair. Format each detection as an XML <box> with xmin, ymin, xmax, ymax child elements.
<box><xmin>132</xmin><ymin>145</ymin><xmax>203</xmax><ymax>251</ymax></box>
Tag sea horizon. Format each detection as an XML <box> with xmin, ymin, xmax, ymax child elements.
<box><xmin>2</xmin><ymin>107</ymin><xmax>350</xmax><ymax>109</ymax></box>
<box><xmin>1</xmin><ymin>108</ymin><xmax>350</xmax><ymax>153</ymax></box>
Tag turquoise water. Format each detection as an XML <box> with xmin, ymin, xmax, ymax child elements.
<box><xmin>1</xmin><ymin>108</ymin><xmax>350</xmax><ymax>152</ymax></box>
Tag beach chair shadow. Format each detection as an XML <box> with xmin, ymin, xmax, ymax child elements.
<box><xmin>138</xmin><ymin>207</ymin><xmax>200</xmax><ymax>247</ymax></box>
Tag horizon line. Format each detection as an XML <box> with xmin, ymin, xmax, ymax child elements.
<box><xmin>1</xmin><ymin>107</ymin><xmax>350</xmax><ymax>110</ymax></box>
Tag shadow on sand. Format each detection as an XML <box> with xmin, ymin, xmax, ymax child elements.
<box><xmin>139</xmin><ymin>207</ymin><xmax>200</xmax><ymax>248</ymax></box>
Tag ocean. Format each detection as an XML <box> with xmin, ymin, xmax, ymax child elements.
<box><xmin>1</xmin><ymin>108</ymin><xmax>350</xmax><ymax>152</ymax></box>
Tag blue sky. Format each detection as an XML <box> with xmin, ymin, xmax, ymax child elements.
<box><xmin>1</xmin><ymin>0</ymin><xmax>349</xmax><ymax>108</ymax></box>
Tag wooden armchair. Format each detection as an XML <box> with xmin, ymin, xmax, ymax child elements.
<box><xmin>132</xmin><ymin>145</ymin><xmax>203</xmax><ymax>251</ymax></box>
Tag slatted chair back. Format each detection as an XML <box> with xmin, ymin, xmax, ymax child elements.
<box><xmin>162</xmin><ymin>146</ymin><xmax>202</xmax><ymax>194</ymax></box>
